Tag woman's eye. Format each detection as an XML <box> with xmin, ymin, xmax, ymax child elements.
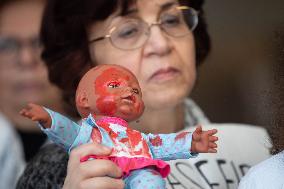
<box><xmin>0</xmin><ymin>38</ymin><xmax>19</xmax><ymax>53</ymax></box>
<box><xmin>116</xmin><ymin>23</ymin><xmax>139</xmax><ymax>39</ymax></box>
<box><xmin>108</xmin><ymin>81</ymin><xmax>120</xmax><ymax>88</ymax></box>
<box><xmin>161</xmin><ymin>14</ymin><xmax>181</xmax><ymax>27</ymax></box>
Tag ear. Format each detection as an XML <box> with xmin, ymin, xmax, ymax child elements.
<box><xmin>76</xmin><ymin>91</ymin><xmax>90</xmax><ymax>110</ymax></box>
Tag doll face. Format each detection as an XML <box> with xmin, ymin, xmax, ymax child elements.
<box><xmin>87</xmin><ymin>66</ymin><xmax>144</xmax><ymax>121</ymax></box>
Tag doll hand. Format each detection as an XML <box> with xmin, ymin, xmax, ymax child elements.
<box><xmin>63</xmin><ymin>143</ymin><xmax>124</xmax><ymax>189</ymax></box>
<box><xmin>191</xmin><ymin>125</ymin><xmax>218</xmax><ymax>153</ymax></box>
<box><xmin>19</xmin><ymin>103</ymin><xmax>51</xmax><ymax>128</ymax></box>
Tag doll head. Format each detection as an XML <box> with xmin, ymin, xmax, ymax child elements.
<box><xmin>75</xmin><ymin>64</ymin><xmax>144</xmax><ymax>122</ymax></box>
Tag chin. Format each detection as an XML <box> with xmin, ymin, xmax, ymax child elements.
<box><xmin>145</xmin><ymin>89</ymin><xmax>188</xmax><ymax>110</ymax></box>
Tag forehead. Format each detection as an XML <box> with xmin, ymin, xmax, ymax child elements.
<box><xmin>94</xmin><ymin>67</ymin><xmax>136</xmax><ymax>82</ymax></box>
<box><xmin>0</xmin><ymin>1</ymin><xmax>43</xmax><ymax>37</ymax></box>
<box><xmin>89</xmin><ymin>0</ymin><xmax>178</xmax><ymax>35</ymax></box>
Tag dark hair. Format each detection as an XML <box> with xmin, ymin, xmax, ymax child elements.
<box><xmin>0</xmin><ymin>0</ymin><xmax>18</xmax><ymax>10</ymax></box>
<box><xmin>40</xmin><ymin>0</ymin><xmax>211</xmax><ymax>117</ymax></box>
<box><xmin>269</xmin><ymin>29</ymin><xmax>284</xmax><ymax>154</ymax></box>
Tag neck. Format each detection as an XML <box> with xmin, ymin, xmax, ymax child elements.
<box><xmin>129</xmin><ymin>102</ymin><xmax>185</xmax><ymax>134</ymax></box>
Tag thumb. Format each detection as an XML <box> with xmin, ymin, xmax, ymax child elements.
<box><xmin>193</xmin><ymin>125</ymin><xmax>202</xmax><ymax>140</ymax></box>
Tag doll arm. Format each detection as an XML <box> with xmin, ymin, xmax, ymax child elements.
<box><xmin>21</xmin><ymin>104</ymin><xmax>81</xmax><ymax>151</ymax></box>
<box><xmin>144</xmin><ymin>125</ymin><xmax>218</xmax><ymax>161</ymax></box>
<box><xmin>143</xmin><ymin>131</ymin><xmax>197</xmax><ymax>161</ymax></box>
<box><xmin>41</xmin><ymin>108</ymin><xmax>82</xmax><ymax>151</ymax></box>
<box><xmin>20</xmin><ymin>103</ymin><xmax>52</xmax><ymax>128</ymax></box>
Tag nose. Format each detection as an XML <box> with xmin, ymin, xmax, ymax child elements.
<box><xmin>121</xmin><ymin>86</ymin><xmax>133</xmax><ymax>97</ymax></box>
<box><xmin>143</xmin><ymin>24</ymin><xmax>172</xmax><ymax>56</ymax></box>
<box><xmin>17</xmin><ymin>46</ymin><xmax>38</xmax><ymax>68</ymax></box>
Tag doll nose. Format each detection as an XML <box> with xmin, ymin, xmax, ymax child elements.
<box><xmin>120</xmin><ymin>87</ymin><xmax>133</xmax><ymax>97</ymax></box>
<box><xmin>131</xmin><ymin>88</ymin><xmax>139</xmax><ymax>95</ymax></box>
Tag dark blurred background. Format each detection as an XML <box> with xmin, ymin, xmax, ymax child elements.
<box><xmin>191</xmin><ymin>0</ymin><xmax>284</xmax><ymax>128</ymax></box>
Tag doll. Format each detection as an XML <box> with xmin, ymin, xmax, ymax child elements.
<box><xmin>20</xmin><ymin>64</ymin><xmax>218</xmax><ymax>189</ymax></box>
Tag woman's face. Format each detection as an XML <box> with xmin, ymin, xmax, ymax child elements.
<box><xmin>88</xmin><ymin>0</ymin><xmax>196</xmax><ymax>111</ymax></box>
<box><xmin>0</xmin><ymin>0</ymin><xmax>63</xmax><ymax>131</ymax></box>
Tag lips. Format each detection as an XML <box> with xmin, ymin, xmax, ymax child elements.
<box><xmin>121</xmin><ymin>94</ymin><xmax>136</xmax><ymax>104</ymax></box>
<box><xmin>149</xmin><ymin>67</ymin><xmax>180</xmax><ymax>82</ymax></box>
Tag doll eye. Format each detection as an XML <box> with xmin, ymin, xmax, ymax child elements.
<box><xmin>108</xmin><ymin>81</ymin><xmax>120</xmax><ymax>88</ymax></box>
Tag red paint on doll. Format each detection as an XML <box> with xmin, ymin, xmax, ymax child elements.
<box><xmin>149</xmin><ymin>136</ymin><xmax>163</xmax><ymax>146</ymax></box>
<box><xmin>75</xmin><ymin>64</ymin><xmax>144</xmax><ymax>121</ymax></box>
<box><xmin>175</xmin><ymin>132</ymin><xmax>189</xmax><ymax>141</ymax></box>
<box><xmin>96</xmin><ymin>120</ymin><xmax>119</xmax><ymax>139</ymax></box>
<box><xmin>94</xmin><ymin>68</ymin><xmax>131</xmax><ymax>116</ymax></box>
<box><xmin>91</xmin><ymin>128</ymin><xmax>102</xmax><ymax>143</ymax></box>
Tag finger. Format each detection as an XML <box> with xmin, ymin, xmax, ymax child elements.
<box><xmin>80</xmin><ymin>177</ymin><xmax>124</xmax><ymax>189</ymax></box>
<box><xmin>209</xmin><ymin>136</ymin><xmax>218</xmax><ymax>142</ymax></box>
<box><xmin>69</xmin><ymin>143</ymin><xmax>112</xmax><ymax>166</ymax></box>
<box><xmin>208</xmin><ymin>148</ymin><xmax>217</xmax><ymax>153</ymax></box>
<box><xmin>195</xmin><ymin>125</ymin><xmax>202</xmax><ymax>133</ymax></box>
<box><xmin>19</xmin><ymin>109</ymin><xmax>27</xmax><ymax>116</ymax></box>
<box><xmin>28</xmin><ymin>102</ymin><xmax>37</xmax><ymax>108</ymax></box>
<box><xmin>80</xmin><ymin>159</ymin><xmax>122</xmax><ymax>178</ymax></box>
<box><xmin>20</xmin><ymin>110</ymin><xmax>31</xmax><ymax>118</ymax></box>
<box><xmin>193</xmin><ymin>126</ymin><xmax>202</xmax><ymax>140</ymax></box>
<box><xmin>206</xmin><ymin>129</ymin><xmax>217</xmax><ymax>135</ymax></box>
<box><xmin>31</xmin><ymin>116</ymin><xmax>40</xmax><ymax>121</ymax></box>
<box><xmin>26</xmin><ymin>103</ymin><xmax>34</xmax><ymax>110</ymax></box>
<box><xmin>209</xmin><ymin>143</ymin><xmax>217</xmax><ymax>148</ymax></box>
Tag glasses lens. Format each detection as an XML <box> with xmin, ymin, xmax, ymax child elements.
<box><xmin>111</xmin><ymin>19</ymin><xmax>148</xmax><ymax>50</ymax></box>
<box><xmin>161</xmin><ymin>6</ymin><xmax>198</xmax><ymax>37</ymax></box>
<box><xmin>0</xmin><ymin>37</ymin><xmax>42</xmax><ymax>66</ymax></box>
<box><xmin>0</xmin><ymin>37</ymin><xmax>19</xmax><ymax>63</ymax></box>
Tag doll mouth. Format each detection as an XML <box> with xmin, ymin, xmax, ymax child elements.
<box><xmin>121</xmin><ymin>95</ymin><xmax>136</xmax><ymax>103</ymax></box>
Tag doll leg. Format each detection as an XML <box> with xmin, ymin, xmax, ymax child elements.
<box><xmin>124</xmin><ymin>168</ymin><xmax>166</xmax><ymax>189</ymax></box>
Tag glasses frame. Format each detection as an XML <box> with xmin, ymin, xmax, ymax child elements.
<box><xmin>0</xmin><ymin>36</ymin><xmax>42</xmax><ymax>67</ymax></box>
<box><xmin>89</xmin><ymin>6</ymin><xmax>199</xmax><ymax>50</ymax></box>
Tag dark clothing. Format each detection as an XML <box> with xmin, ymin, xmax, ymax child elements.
<box><xmin>16</xmin><ymin>144</ymin><xmax>68</xmax><ymax>189</ymax></box>
<box><xmin>17</xmin><ymin>130</ymin><xmax>47</xmax><ymax>161</ymax></box>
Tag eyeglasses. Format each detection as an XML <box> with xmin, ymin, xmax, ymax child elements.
<box><xmin>89</xmin><ymin>6</ymin><xmax>198</xmax><ymax>50</ymax></box>
<box><xmin>0</xmin><ymin>36</ymin><xmax>42</xmax><ymax>66</ymax></box>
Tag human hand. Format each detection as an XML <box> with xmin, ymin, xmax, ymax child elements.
<box><xmin>19</xmin><ymin>103</ymin><xmax>51</xmax><ymax>128</ymax></box>
<box><xmin>191</xmin><ymin>125</ymin><xmax>218</xmax><ymax>153</ymax></box>
<box><xmin>63</xmin><ymin>143</ymin><xmax>124</xmax><ymax>189</ymax></box>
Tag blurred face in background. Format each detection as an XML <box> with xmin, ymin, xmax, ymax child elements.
<box><xmin>0</xmin><ymin>0</ymin><xmax>63</xmax><ymax>131</ymax></box>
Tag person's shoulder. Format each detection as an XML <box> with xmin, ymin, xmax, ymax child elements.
<box><xmin>0</xmin><ymin>113</ymin><xmax>14</xmax><ymax>135</ymax></box>
<box><xmin>0</xmin><ymin>113</ymin><xmax>23</xmax><ymax>151</ymax></box>
<box><xmin>254</xmin><ymin>151</ymin><xmax>284</xmax><ymax>175</ymax></box>
<box><xmin>247</xmin><ymin>151</ymin><xmax>284</xmax><ymax>174</ymax></box>
<box><xmin>239</xmin><ymin>151</ymin><xmax>284</xmax><ymax>189</ymax></box>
